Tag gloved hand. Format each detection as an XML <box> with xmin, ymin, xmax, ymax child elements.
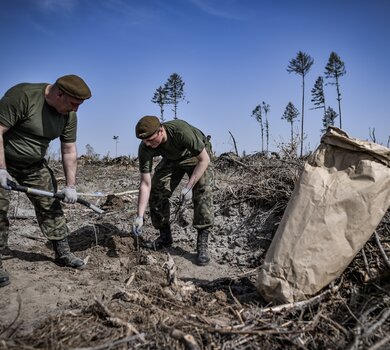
<box><xmin>180</xmin><ymin>187</ymin><xmax>193</xmax><ymax>202</ymax></box>
<box><xmin>0</xmin><ymin>169</ymin><xmax>13</xmax><ymax>190</ymax></box>
<box><xmin>132</xmin><ymin>216</ymin><xmax>143</xmax><ymax>236</ymax></box>
<box><xmin>61</xmin><ymin>186</ymin><xmax>77</xmax><ymax>204</ymax></box>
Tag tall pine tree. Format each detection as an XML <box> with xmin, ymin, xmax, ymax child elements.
<box><xmin>282</xmin><ymin>101</ymin><xmax>300</xmax><ymax>152</ymax></box>
<box><xmin>251</xmin><ymin>105</ymin><xmax>264</xmax><ymax>152</ymax></box>
<box><xmin>311</xmin><ymin>76</ymin><xmax>326</xmax><ymax>113</ymax></box>
<box><xmin>151</xmin><ymin>85</ymin><xmax>168</xmax><ymax>121</ymax></box>
<box><xmin>322</xmin><ymin>107</ymin><xmax>338</xmax><ymax>133</ymax></box>
<box><xmin>262</xmin><ymin>102</ymin><xmax>270</xmax><ymax>155</ymax></box>
<box><xmin>325</xmin><ymin>52</ymin><xmax>346</xmax><ymax>129</ymax></box>
<box><xmin>164</xmin><ymin>73</ymin><xmax>186</xmax><ymax>119</ymax></box>
<box><xmin>287</xmin><ymin>51</ymin><xmax>314</xmax><ymax>157</ymax></box>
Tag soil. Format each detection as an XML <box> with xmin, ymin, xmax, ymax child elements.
<box><xmin>1</xmin><ymin>156</ymin><xmax>389</xmax><ymax>349</ymax></box>
<box><xmin>0</xmin><ymin>157</ymin><xmax>273</xmax><ymax>346</ymax></box>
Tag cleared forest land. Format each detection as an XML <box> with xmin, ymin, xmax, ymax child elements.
<box><xmin>1</xmin><ymin>154</ymin><xmax>389</xmax><ymax>349</ymax></box>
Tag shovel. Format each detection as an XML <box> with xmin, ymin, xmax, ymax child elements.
<box><xmin>5</xmin><ymin>180</ymin><xmax>104</xmax><ymax>214</ymax></box>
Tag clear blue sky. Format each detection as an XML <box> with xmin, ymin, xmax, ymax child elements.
<box><xmin>1</xmin><ymin>0</ymin><xmax>389</xmax><ymax>157</ymax></box>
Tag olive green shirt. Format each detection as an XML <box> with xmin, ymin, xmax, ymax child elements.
<box><xmin>0</xmin><ymin>83</ymin><xmax>77</xmax><ymax>168</ymax></box>
<box><xmin>138</xmin><ymin>119</ymin><xmax>207</xmax><ymax>173</ymax></box>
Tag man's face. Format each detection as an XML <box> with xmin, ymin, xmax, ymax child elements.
<box><xmin>142</xmin><ymin>128</ymin><xmax>162</xmax><ymax>148</ymax></box>
<box><xmin>56</xmin><ymin>92</ymin><xmax>84</xmax><ymax>114</ymax></box>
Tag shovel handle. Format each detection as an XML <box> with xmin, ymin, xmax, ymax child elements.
<box><xmin>6</xmin><ymin>180</ymin><xmax>104</xmax><ymax>214</ymax></box>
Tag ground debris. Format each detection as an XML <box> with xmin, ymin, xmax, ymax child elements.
<box><xmin>1</xmin><ymin>157</ymin><xmax>390</xmax><ymax>349</ymax></box>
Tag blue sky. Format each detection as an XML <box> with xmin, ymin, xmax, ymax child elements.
<box><xmin>1</xmin><ymin>0</ymin><xmax>389</xmax><ymax>157</ymax></box>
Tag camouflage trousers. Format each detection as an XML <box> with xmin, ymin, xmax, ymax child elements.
<box><xmin>0</xmin><ymin>160</ymin><xmax>69</xmax><ymax>250</ymax></box>
<box><xmin>149</xmin><ymin>154</ymin><xmax>214</xmax><ymax>231</ymax></box>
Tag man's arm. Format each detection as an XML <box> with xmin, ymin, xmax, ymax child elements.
<box><xmin>137</xmin><ymin>172</ymin><xmax>152</xmax><ymax>218</ymax></box>
<box><xmin>0</xmin><ymin>124</ymin><xmax>14</xmax><ymax>188</ymax></box>
<box><xmin>186</xmin><ymin>148</ymin><xmax>210</xmax><ymax>189</ymax></box>
<box><xmin>0</xmin><ymin>124</ymin><xmax>10</xmax><ymax>169</ymax></box>
<box><xmin>61</xmin><ymin>141</ymin><xmax>77</xmax><ymax>187</ymax></box>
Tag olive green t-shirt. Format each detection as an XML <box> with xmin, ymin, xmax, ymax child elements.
<box><xmin>0</xmin><ymin>83</ymin><xmax>77</xmax><ymax>168</ymax></box>
<box><xmin>138</xmin><ymin>119</ymin><xmax>207</xmax><ymax>173</ymax></box>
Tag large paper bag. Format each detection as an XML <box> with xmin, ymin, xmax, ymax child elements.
<box><xmin>257</xmin><ymin>127</ymin><xmax>390</xmax><ymax>304</ymax></box>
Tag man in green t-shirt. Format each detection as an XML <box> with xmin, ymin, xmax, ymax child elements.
<box><xmin>0</xmin><ymin>74</ymin><xmax>92</xmax><ymax>288</ymax></box>
<box><xmin>133</xmin><ymin>115</ymin><xmax>214</xmax><ymax>266</ymax></box>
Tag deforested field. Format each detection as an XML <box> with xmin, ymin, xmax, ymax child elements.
<box><xmin>1</xmin><ymin>154</ymin><xmax>389</xmax><ymax>350</ymax></box>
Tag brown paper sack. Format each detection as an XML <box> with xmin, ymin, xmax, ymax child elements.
<box><xmin>257</xmin><ymin>127</ymin><xmax>390</xmax><ymax>304</ymax></box>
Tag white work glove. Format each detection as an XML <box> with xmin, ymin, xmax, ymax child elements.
<box><xmin>180</xmin><ymin>187</ymin><xmax>193</xmax><ymax>202</ymax></box>
<box><xmin>132</xmin><ymin>216</ymin><xmax>143</xmax><ymax>236</ymax></box>
<box><xmin>0</xmin><ymin>169</ymin><xmax>13</xmax><ymax>190</ymax></box>
<box><xmin>61</xmin><ymin>186</ymin><xmax>78</xmax><ymax>204</ymax></box>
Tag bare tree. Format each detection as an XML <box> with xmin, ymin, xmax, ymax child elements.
<box><xmin>369</xmin><ymin>127</ymin><xmax>376</xmax><ymax>143</ymax></box>
<box><xmin>151</xmin><ymin>86</ymin><xmax>168</xmax><ymax>121</ymax></box>
<box><xmin>228</xmin><ymin>130</ymin><xmax>239</xmax><ymax>156</ymax></box>
<box><xmin>325</xmin><ymin>52</ymin><xmax>346</xmax><ymax>129</ymax></box>
<box><xmin>287</xmin><ymin>51</ymin><xmax>314</xmax><ymax>157</ymax></box>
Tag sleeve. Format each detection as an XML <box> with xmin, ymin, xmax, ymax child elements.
<box><xmin>0</xmin><ymin>87</ymin><xmax>28</xmax><ymax>128</ymax></box>
<box><xmin>60</xmin><ymin>112</ymin><xmax>77</xmax><ymax>143</ymax></box>
<box><xmin>138</xmin><ymin>143</ymin><xmax>155</xmax><ymax>173</ymax></box>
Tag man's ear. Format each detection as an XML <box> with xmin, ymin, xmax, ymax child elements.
<box><xmin>54</xmin><ymin>85</ymin><xmax>64</xmax><ymax>98</ymax></box>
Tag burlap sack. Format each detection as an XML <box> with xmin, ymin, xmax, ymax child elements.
<box><xmin>257</xmin><ymin>127</ymin><xmax>390</xmax><ymax>304</ymax></box>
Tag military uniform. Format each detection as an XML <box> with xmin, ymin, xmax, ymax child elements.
<box><xmin>0</xmin><ymin>75</ymin><xmax>91</xmax><ymax>287</ymax></box>
<box><xmin>135</xmin><ymin>117</ymin><xmax>213</xmax><ymax>265</ymax></box>
<box><xmin>0</xmin><ymin>83</ymin><xmax>76</xmax><ymax>250</ymax></box>
<box><xmin>138</xmin><ymin>119</ymin><xmax>214</xmax><ymax>231</ymax></box>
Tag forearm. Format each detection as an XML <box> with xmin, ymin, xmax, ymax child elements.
<box><xmin>61</xmin><ymin>143</ymin><xmax>78</xmax><ymax>186</ymax></box>
<box><xmin>186</xmin><ymin>148</ymin><xmax>210</xmax><ymax>189</ymax></box>
<box><xmin>0</xmin><ymin>137</ymin><xmax>7</xmax><ymax>169</ymax></box>
<box><xmin>0</xmin><ymin>126</ymin><xmax>10</xmax><ymax>169</ymax></box>
<box><xmin>137</xmin><ymin>183</ymin><xmax>150</xmax><ymax>217</ymax></box>
<box><xmin>186</xmin><ymin>160</ymin><xmax>209</xmax><ymax>189</ymax></box>
<box><xmin>137</xmin><ymin>174</ymin><xmax>151</xmax><ymax>217</ymax></box>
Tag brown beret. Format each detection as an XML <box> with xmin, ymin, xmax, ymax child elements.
<box><xmin>56</xmin><ymin>74</ymin><xmax>92</xmax><ymax>100</ymax></box>
<box><xmin>135</xmin><ymin>116</ymin><xmax>161</xmax><ymax>139</ymax></box>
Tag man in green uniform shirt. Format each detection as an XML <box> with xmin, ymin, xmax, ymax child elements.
<box><xmin>133</xmin><ymin>115</ymin><xmax>214</xmax><ymax>266</ymax></box>
<box><xmin>0</xmin><ymin>74</ymin><xmax>92</xmax><ymax>288</ymax></box>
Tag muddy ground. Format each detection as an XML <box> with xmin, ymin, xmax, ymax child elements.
<box><xmin>0</xmin><ymin>155</ymin><xmax>389</xmax><ymax>349</ymax></box>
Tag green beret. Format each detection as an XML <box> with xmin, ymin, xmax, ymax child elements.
<box><xmin>135</xmin><ymin>116</ymin><xmax>161</xmax><ymax>139</ymax></box>
<box><xmin>56</xmin><ymin>74</ymin><xmax>92</xmax><ymax>100</ymax></box>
